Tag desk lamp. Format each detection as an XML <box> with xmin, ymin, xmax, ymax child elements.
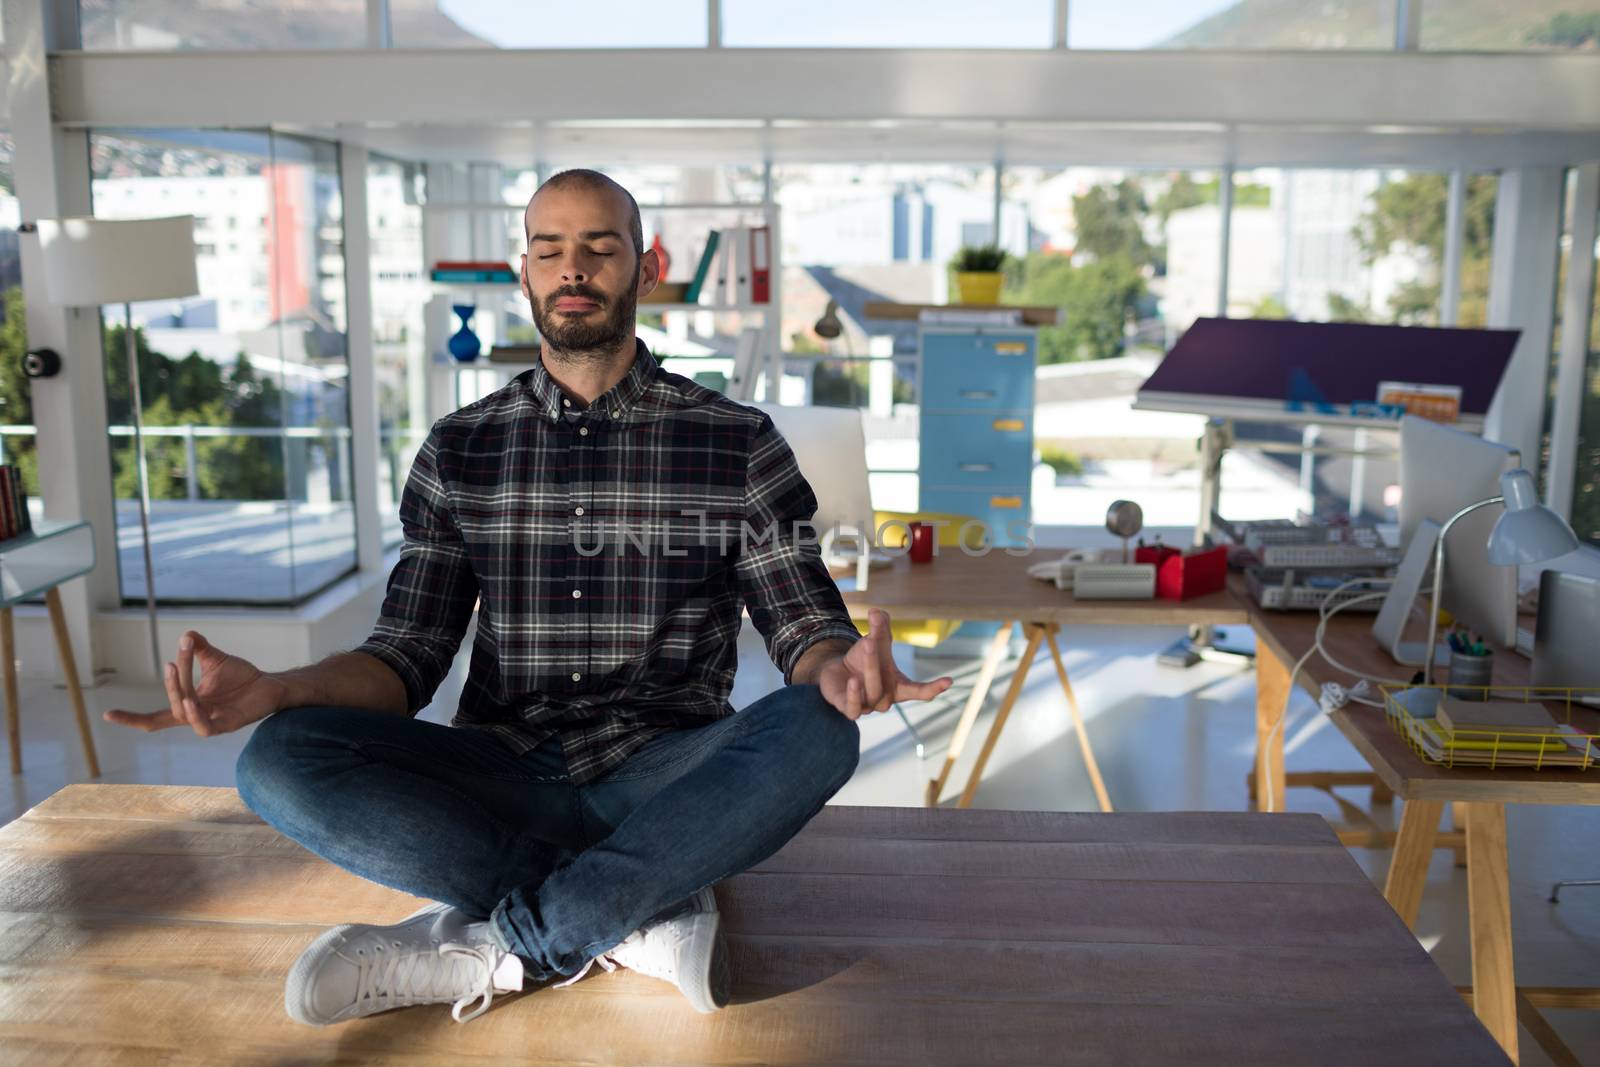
<box><xmin>1423</xmin><ymin>467</ymin><xmax>1580</xmax><ymax>685</ymax></box>
<box><xmin>36</xmin><ymin>215</ymin><xmax>199</xmax><ymax>680</ymax></box>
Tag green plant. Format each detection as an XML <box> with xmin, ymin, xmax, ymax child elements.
<box><xmin>1037</xmin><ymin>443</ymin><xmax>1085</xmax><ymax>478</ymax></box>
<box><xmin>949</xmin><ymin>244</ymin><xmax>1008</xmax><ymax>273</ymax></box>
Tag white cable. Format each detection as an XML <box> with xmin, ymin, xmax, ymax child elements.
<box><xmin>1260</xmin><ymin>577</ymin><xmax>1397</xmax><ymax>813</ymax></box>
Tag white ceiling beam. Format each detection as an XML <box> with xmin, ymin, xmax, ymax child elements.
<box><xmin>51</xmin><ymin>48</ymin><xmax>1600</xmax><ymax>133</ymax></box>
<box><xmin>278</xmin><ymin>120</ymin><xmax>1600</xmax><ymax>171</ymax></box>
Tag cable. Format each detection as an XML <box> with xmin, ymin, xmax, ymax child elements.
<box><xmin>1260</xmin><ymin>577</ymin><xmax>1400</xmax><ymax>813</ymax></box>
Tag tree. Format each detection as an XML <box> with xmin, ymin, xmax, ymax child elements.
<box><xmin>1352</xmin><ymin>173</ymin><xmax>1497</xmax><ymax>325</ymax></box>
<box><xmin>1249</xmin><ymin>295</ymin><xmax>1290</xmax><ymax>320</ymax></box>
<box><xmin>0</xmin><ymin>287</ymin><xmax>38</xmax><ymax>496</ymax></box>
<box><xmin>1527</xmin><ymin>13</ymin><xmax>1600</xmax><ymax>48</ymax></box>
<box><xmin>1325</xmin><ymin>292</ymin><xmax>1373</xmax><ymax>323</ymax></box>
<box><xmin>1072</xmin><ymin>180</ymin><xmax>1152</xmax><ymax>268</ymax></box>
<box><xmin>1005</xmin><ymin>252</ymin><xmax>1146</xmax><ymax>363</ymax></box>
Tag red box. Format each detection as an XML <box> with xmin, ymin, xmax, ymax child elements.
<box><xmin>1135</xmin><ymin>544</ymin><xmax>1228</xmax><ymax>600</ymax></box>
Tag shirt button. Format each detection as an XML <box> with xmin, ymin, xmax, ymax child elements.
<box><xmin>561</xmin><ymin>398</ymin><xmax>571</xmax><ymax>408</ymax></box>
<box><xmin>578</xmin><ymin>426</ymin><xmax>589</xmax><ymax>436</ymax></box>
<box><xmin>571</xmin><ymin>589</ymin><xmax>582</xmax><ymax>599</ymax></box>
<box><xmin>574</xmin><ymin>506</ymin><xmax>584</xmax><ymax>516</ymax></box>
<box><xmin>571</xmin><ymin>672</ymin><xmax>582</xmax><ymax>682</ymax></box>
<box><xmin>612</xmin><ymin>410</ymin><xmax>620</xmax><ymax>418</ymax></box>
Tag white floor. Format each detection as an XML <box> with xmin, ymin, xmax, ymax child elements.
<box><xmin>5</xmin><ymin>619</ymin><xmax>1597</xmax><ymax>1063</ymax></box>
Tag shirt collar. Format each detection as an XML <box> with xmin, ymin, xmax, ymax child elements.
<box><xmin>524</xmin><ymin>337</ymin><xmax>658</xmax><ymax>423</ymax></box>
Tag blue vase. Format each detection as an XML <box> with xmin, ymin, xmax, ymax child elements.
<box><xmin>448</xmin><ymin>304</ymin><xmax>481</xmax><ymax>363</ymax></box>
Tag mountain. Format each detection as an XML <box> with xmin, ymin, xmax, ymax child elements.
<box><xmin>1164</xmin><ymin>0</ymin><xmax>1599</xmax><ymax>51</ymax></box>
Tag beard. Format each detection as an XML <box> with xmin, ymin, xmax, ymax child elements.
<box><xmin>531</xmin><ymin>281</ymin><xmax>638</xmax><ymax>365</ymax></box>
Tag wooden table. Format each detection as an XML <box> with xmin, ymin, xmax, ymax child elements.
<box><xmin>1244</xmin><ymin>584</ymin><xmax>1599</xmax><ymax>1064</ymax></box>
<box><xmin>841</xmin><ymin>551</ymin><xmax>1250</xmax><ymax>810</ymax></box>
<box><xmin>0</xmin><ymin>784</ymin><xmax>1507</xmax><ymax>1065</ymax></box>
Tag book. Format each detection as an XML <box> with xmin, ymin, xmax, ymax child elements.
<box><xmin>431</xmin><ymin>269</ymin><xmax>518</xmax><ymax>284</ymax></box>
<box><xmin>750</xmin><ymin>225</ymin><xmax>770</xmax><ymax>303</ymax></box>
<box><xmin>1436</xmin><ymin>698</ymin><xmax>1564</xmax><ymax>736</ymax></box>
<box><xmin>684</xmin><ymin>230</ymin><xmax>720</xmax><ymax>304</ymax></box>
<box><xmin>434</xmin><ymin>260</ymin><xmax>515</xmax><ymax>272</ymax></box>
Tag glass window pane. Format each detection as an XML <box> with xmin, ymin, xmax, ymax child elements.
<box><xmin>1069</xmin><ymin>0</ymin><xmax>1396</xmax><ymax>50</ymax></box>
<box><xmin>1226</xmin><ymin>168</ymin><xmax>1500</xmax><ymax>327</ymax></box>
<box><xmin>1423</xmin><ymin>2</ymin><xmax>1600</xmax><ymax>51</ymax></box>
<box><xmin>90</xmin><ymin>129</ymin><xmax>355</xmax><ymax>605</ymax></box>
<box><xmin>773</xmin><ymin>162</ymin><xmax>993</xmax><ymax>514</ymax></box>
<box><xmin>724</xmin><ymin>0</ymin><xmax>1052</xmax><ymax>47</ymax></box>
<box><xmin>79</xmin><ymin>1</ymin><xmax>367</xmax><ymax>49</ymax></box>
<box><xmin>369</xmin><ymin>156</ymin><xmax>429</xmax><ymax>550</ymax></box>
<box><xmin>0</xmin><ymin>133</ymin><xmax>39</xmax><ymax>529</ymax></box>
<box><xmin>389</xmin><ymin>0</ymin><xmax>707</xmax><ymax>47</ymax></box>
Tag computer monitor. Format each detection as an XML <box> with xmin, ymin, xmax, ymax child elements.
<box><xmin>1398</xmin><ymin>415</ymin><xmax>1520</xmax><ymax>650</ymax></box>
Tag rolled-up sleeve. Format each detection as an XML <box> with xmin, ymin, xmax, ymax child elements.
<box><xmin>734</xmin><ymin>413</ymin><xmax>863</xmax><ymax>684</ymax></box>
<box><xmin>353</xmin><ymin>426</ymin><xmax>479</xmax><ymax>714</ymax></box>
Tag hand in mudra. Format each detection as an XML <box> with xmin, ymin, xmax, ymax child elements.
<box><xmin>818</xmin><ymin>609</ymin><xmax>953</xmax><ymax>720</ymax></box>
<box><xmin>104</xmin><ymin>631</ymin><xmax>285</xmax><ymax>737</ymax></box>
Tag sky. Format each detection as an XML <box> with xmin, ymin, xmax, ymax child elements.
<box><xmin>436</xmin><ymin>0</ymin><xmax>1243</xmax><ymax>51</ymax></box>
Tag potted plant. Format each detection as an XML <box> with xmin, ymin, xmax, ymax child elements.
<box><xmin>949</xmin><ymin>244</ymin><xmax>1008</xmax><ymax>305</ymax></box>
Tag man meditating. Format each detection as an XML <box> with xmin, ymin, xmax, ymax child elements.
<box><xmin>106</xmin><ymin>169</ymin><xmax>950</xmax><ymax>1027</ymax></box>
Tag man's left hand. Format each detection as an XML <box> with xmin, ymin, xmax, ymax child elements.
<box><xmin>817</xmin><ymin>609</ymin><xmax>953</xmax><ymax>721</ymax></box>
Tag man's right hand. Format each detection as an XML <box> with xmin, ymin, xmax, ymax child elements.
<box><xmin>104</xmin><ymin>631</ymin><xmax>287</xmax><ymax>737</ymax></box>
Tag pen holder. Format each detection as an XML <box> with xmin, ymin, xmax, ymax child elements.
<box><xmin>1446</xmin><ymin>648</ymin><xmax>1494</xmax><ymax>700</ymax></box>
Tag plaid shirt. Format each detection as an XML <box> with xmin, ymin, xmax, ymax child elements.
<box><xmin>354</xmin><ymin>339</ymin><xmax>862</xmax><ymax>782</ymax></box>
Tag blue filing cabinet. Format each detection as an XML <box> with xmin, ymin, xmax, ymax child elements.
<box><xmin>918</xmin><ymin>326</ymin><xmax>1038</xmax><ymax>650</ymax></box>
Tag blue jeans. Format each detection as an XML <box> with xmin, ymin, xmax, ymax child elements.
<box><xmin>233</xmin><ymin>683</ymin><xmax>859</xmax><ymax>982</ymax></box>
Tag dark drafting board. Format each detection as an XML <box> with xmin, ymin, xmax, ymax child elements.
<box><xmin>1135</xmin><ymin>317</ymin><xmax>1519</xmax><ymax>429</ymax></box>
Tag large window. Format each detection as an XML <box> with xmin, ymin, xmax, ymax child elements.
<box><xmin>0</xmin><ymin>133</ymin><xmax>39</xmax><ymax>527</ymax></box>
<box><xmin>79</xmin><ymin>1</ymin><xmax>368</xmax><ymax>49</ymax></box>
<box><xmin>1068</xmin><ymin>0</ymin><xmax>1397</xmax><ymax>49</ymax></box>
<box><xmin>389</xmin><ymin>1</ymin><xmax>707</xmax><ymax>47</ymax></box>
<box><xmin>1422</xmin><ymin>2</ymin><xmax>1600</xmax><ymax>51</ymax></box>
<box><xmin>724</xmin><ymin>1</ymin><xmax>1053</xmax><ymax>47</ymax></box>
<box><xmin>91</xmin><ymin>129</ymin><xmax>355</xmax><ymax>605</ymax></box>
<box><xmin>999</xmin><ymin>167</ymin><xmax>1224</xmax><ymax>354</ymax></box>
<box><xmin>1226</xmin><ymin>168</ymin><xmax>1497</xmax><ymax>327</ymax></box>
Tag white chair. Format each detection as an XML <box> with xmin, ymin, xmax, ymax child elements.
<box><xmin>752</xmin><ymin>402</ymin><xmax>877</xmax><ymax>592</ymax></box>
<box><xmin>753</xmin><ymin>402</ymin><xmax>928</xmax><ymax>755</ymax></box>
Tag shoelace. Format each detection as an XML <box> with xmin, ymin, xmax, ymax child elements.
<box><xmin>557</xmin><ymin>921</ymin><xmax>689</xmax><ymax>989</ymax></box>
<box><xmin>347</xmin><ymin>938</ymin><xmax>501</xmax><ymax>1024</ymax></box>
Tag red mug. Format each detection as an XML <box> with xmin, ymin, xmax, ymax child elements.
<box><xmin>908</xmin><ymin>521</ymin><xmax>935</xmax><ymax>563</ymax></box>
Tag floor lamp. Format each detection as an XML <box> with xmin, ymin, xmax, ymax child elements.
<box><xmin>36</xmin><ymin>216</ymin><xmax>199</xmax><ymax>680</ymax></box>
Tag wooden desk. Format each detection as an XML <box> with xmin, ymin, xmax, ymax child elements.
<box><xmin>841</xmin><ymin>551</ymin><xmax>1250</xmax><ymax>810</ymax></box>
<box><xmin>1243</xmin><ymin>580</ymin><xmax>1599</xmax><ymax>1063</ymax></box>
<box><xmin>0</xmin><ymin>785</ymin><xmax>1507</xmax><ymax>1065</ymax></box>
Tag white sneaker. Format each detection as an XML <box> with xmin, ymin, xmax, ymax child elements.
<box><xmin>285</xmin><ymin>903</ymin><xmax>524</xmax><ymax>1026</ymax></box>
<box><xmin>560</xmin><ymin>887</ymin><xmax>730</xmax><ymax>1013</ymax></box>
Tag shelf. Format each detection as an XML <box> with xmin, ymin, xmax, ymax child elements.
<box><xmin>0</xmin><ymin>519</ymin><xmax>95</xmax><ymax>607</ymax></box>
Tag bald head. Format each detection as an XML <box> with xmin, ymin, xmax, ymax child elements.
<box><xmin>525</xmin><ymin>168</ymin><xmax>644</xmax><ymax>260</ymax></box>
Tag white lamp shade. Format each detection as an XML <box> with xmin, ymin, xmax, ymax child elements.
<box><xmin>36</xmin><ymin>215</ymin><xmax>199</xmax><ymax>306</ymax></box>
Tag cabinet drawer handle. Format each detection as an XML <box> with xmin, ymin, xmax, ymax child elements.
<box><xmin>994</xmin><ymin>342</ymin><xmax>1028</xmax><ymax>355</ymax></box>
<box><xmin>991</xmin><ymin>418</ymin><xmax>1025</xmax><ymax>431</ymax></box>
<box><xmin>990</xmin><ymin>495</ymin><xmax>1023</xmax><ymax>509</ymax></box>
<box><xmin>959</xmin><ymin>462</ymin><xmax>994</xmax><ymax>472</ymax></box>
<box><xmin>958</xmin><ymin>389</ymin><xmax>997</xmax><ymax>400</ymax></box>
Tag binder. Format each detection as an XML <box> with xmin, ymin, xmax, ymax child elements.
<box><xmin>750</xmin><ymin>225</ymin><xmax>770</xmax><ymax>303</ymax></box>
<box><xmin>719</xmin><ymin>225</ymin><xmax>741</xmax><ymax>307</ymax></box>
<box><xmin>684</xmin><ymin>230</ymin><xmax>720</xmax><ymax>304</ymax></box>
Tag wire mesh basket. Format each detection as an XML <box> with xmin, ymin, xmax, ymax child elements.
<box><xmin>1380</xmin><ymin>684</ymin><xmax>1600</xmax><ymax>771</ymax></box>
<box><xmin>1245</xmin><ymin>568</ymin><xmax>1387</xmax><ymax>612</ymax></box>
